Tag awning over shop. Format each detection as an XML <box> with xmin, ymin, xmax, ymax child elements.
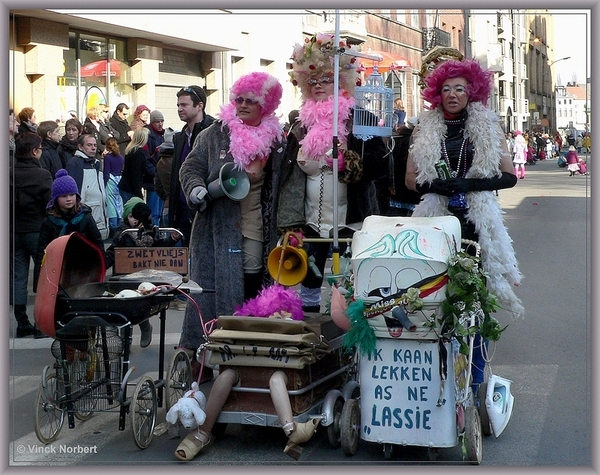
<box><xmin>358</xmin><ymin>50</ymin><xmax>411</xmax><ymax>75</ymax></box>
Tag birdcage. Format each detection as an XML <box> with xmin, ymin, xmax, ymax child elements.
<box><xmin>353</xmin><ymin>67</ymin><xmax>395</xmax><ymax>140</ymax></box>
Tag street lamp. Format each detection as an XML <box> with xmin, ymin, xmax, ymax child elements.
<box><xmin>541</xmin><ymin>56</ymin><xmax>571</xmax><ymax>132</ymax></box>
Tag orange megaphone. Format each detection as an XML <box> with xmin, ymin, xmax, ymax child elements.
<box><xmin>267</xmin><ymin>232</ymin><xmax>308</xmax><ymax>287</ymax></box>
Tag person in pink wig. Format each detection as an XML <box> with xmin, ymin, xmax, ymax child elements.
<box><xmin>405</xmin><ymin>58</ymin><xmax>523</xmax><ymax>402</ymax></box>
<box><xmin>174</xmin><ymin>72</ymin><xmax>292</xmax><ymax>461</ymax></box>
<box><xmin>278</xmin><ymin>32</ymin><xmax>388</xmax><ymax>314</ymax></box>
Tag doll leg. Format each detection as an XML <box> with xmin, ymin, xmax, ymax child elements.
<box><xmin>270</xmin><ymin>371</ymin><xmax>319</xmax><ymax>459</ymax></box>
<box><xmin>175</xmin><ymin>368</ymin><xmax>239</xmax><ymax>461</ymax></box>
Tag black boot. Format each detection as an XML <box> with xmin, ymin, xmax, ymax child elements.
<box><xmin>14</xmin><ymin>305</ymin><xmax>34</xmax><ymax>338</ymax></box>
<box><xmin>139</xmin><ymin>319</ymin><xmax>153</xmax><ymax>348</ymax></box>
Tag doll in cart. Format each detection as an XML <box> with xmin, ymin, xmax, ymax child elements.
<box><xmin>174</xmin><ymin>286</ymin><xmax>320</xmax><ymax>462</ymax></box>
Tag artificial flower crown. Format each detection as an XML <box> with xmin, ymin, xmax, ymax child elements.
<box><xmin>289</xmin><ymin>32</ymin><xmax>361</xmax><ymax>99</ymax></box>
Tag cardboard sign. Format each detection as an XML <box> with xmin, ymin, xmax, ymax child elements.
<box><xmin>359</xmin><ymin>338</ymin><xmax>458</xmax><ymax>447</ymax></box>
<box><xmin>113</xmin><ymin>247</ymin><xmax>188</xmax><ymax>275</ymax></box>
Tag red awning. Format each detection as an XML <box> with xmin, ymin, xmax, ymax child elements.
<box><xmin>80</xmin><ymin>59</ymin><xmax>122</xmax><ymax>78</ymax></box>
<box><xmin>358</xmin><ymin>50</ymin><xmax>411</xmax><ymax>75</ymax></box>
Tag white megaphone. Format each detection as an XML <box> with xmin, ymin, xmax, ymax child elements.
<box><xmin>207</xmin><ymin>162</ymin><xmax>250</xmax><ymax>201</ymax></box>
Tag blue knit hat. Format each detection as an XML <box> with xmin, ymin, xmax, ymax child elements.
<box><xmin>48</xmin><ymin>169</ymin><xmax>80</xmax><ymax>208</ymax></box>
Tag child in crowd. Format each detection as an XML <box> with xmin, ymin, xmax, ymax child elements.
<box><xmin>104</xmin><ymin>197</ymin><xmax>181</xmax><ymax>347</ymax></box>
<box><xmin>36</xmin><ymin>169</ymin><xmax>105</xmax><ymax>288</ymax></box>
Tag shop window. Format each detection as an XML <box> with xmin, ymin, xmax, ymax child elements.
<box><xmin>60</xmin><ymin>31</ymin><xmax>132</xmax><ymax>121</ymax></box>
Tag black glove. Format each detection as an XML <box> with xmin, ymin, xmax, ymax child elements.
<box><xmin>416</xmin><ymin>179</ymin><xmax>455</xmax><ymax>196</ymax></box>
<box><xmin>447</xmin><ymin>172</ymin><xmax>518</xmax><ymax>192</ymax></box>
<box><xmin>417</xmin><ymin>173</ymin><xmax>517</xmax><ymax>195</ymax></box>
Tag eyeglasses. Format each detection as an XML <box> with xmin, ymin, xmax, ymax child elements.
<box><xmin>441</xmin><ymin>85</ymin><xmax>468</xmax><ymax>95</ymax></box>
<box><xmin>179</xmin><ymin>87</ymin><xmax>203</xmax><ymax>104</ymax></box>
<box><xmin>234</xmin><ymin>97</ymin><xmax>259</xmax><ymax>106</ymax></box>
<box><xmin>307</xmin><ymin>77</ymin><xmax>334</xmax><ymax>86</ymax></box>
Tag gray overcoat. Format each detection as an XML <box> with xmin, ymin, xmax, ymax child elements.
<box><xmin>178</xmin><ymin>120</ymin><xmax>286</xmax><ymax>350</ymax></box>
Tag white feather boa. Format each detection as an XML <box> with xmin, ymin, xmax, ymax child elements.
<box><xmin>411</xmin><ymin>102</ymin><xmax>524</xmax><ymax>318</ymax></box>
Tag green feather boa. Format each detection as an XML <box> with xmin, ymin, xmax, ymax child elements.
<box><xmin>342</xmin><ymin>299</ymin><xmax>377</xmax><ymax>357</ymax></box>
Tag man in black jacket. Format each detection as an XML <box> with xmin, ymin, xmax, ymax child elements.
<box><xmin>10</xmin><ymin>132</ymin><xmax>52</xmax><ymax>337</ymax></box>
<box><xmin>109</xmin><ymin>103</ymin><xmax>133</xmax><ymax>155</ymax></box>
<box><xmin>168</xmin><ymin>86</ymin><xmax>214</xmax><ymax>246</ymax></box>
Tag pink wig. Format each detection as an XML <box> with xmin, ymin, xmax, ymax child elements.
<box><xmin>422</xmin><ymin>59</ymin><xmax>494</xmax><ymax>109</ymax></box>
<box><xmin>234</xmin><ymin>284</ymin><xmax>304</xmax><ymax>321</ymax></box>
<box><xmin>229</xmin><ymin>72</ymin><xmax>283</xmax><ymax>117</ymax></box>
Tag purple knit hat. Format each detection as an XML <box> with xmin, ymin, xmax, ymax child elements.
<box><xmin>48</xmin><ymin>169</ymin><xmax>80</xmax><ymax>208</ymax></box>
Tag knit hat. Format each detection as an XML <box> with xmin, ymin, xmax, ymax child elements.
<box><xmin>229</xmin><ymin>72</ymin><xmax>283</xmax><ymax>118</ymax></box>
<box><xmin>122</xmin><ymin>197</ymin><xmax>144</xmax><ymax>221</ymax></box>
<box><xmin>133</xmin><ymin>105</ymin><xmax>150</xmax><ymax>117</ymax></box>
<box><xmin>48</xmin><ymin>169</ymin><xmax>80</xmax><ymax>208</ymax></box>
<box><xmin>289</xmin><ymin>32</ymin><xmax>361</xmax><ymax>100</ymax></box>
<box><xmin>150</xmin><ymin>110</ymin><xmax>164</xmax><ymax>123</ymax></box>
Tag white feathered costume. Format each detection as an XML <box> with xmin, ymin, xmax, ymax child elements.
<box><xmin>410</xmin><ymin>102</ymin><xmax>524</xmax><ymax>318</ymax></box>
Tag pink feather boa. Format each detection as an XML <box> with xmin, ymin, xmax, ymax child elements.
<box><xmin>298</xmin><ymin>95</ymin><xmax>355</xmax><ymax>161</ymax></box>
<box><xmin>219</xmin><ymin>103</ymin><xmax>283</xmax><ymax>172</ymax></box>
<box><xmin>234</xmin><ymin>284</ymin><xmax>304</xmax><ymax>321</ymax></box>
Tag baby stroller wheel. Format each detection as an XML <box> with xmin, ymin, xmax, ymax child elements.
<box><xmin>165</xmin><ymin>349</ymin><xmax>192</xmax><ymax>411</ymax></box>
<box><xmin>131</xmin><ymin>375</ymin><xmax>157</xmax><ymax>449</ymax></box>
<box><xmin>34</xmin><ymin>372</ymin><xmax>65</xmax><ymax>444</ymax></box>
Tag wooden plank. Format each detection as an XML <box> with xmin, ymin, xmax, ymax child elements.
<box><xmin>113</xmin><ymin>247</ymin><xmax>188</xmax><ymax>275</ymax></box>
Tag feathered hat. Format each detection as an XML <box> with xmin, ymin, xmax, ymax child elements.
<box><xmin>289</xmin><ymin>32</ymin><xmax>360</xmax><ymax>99</ymax></box>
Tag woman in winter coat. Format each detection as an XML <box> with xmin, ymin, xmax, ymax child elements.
<box><xmin>130</xmin><ymin>104</ymin><xmax>150</xmax><ymax>132</ymax></box>
<box><xmin>37</xmin><ymin>120</ymin><xmax>64</xmax><ymax>179</ymax></box>
<box><xmin>118</xmin><ymin>127</ymin><xmax>149</xmax><ymax>203</ymax></box>
<box><xmin>58</xmin><ymin>118</ymin><xmax>83</xmax><ymax>166</ymax></box>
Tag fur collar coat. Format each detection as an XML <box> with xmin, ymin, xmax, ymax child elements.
<box><xmin>410</xmin><ymin>102</ymin><xmax>524</xmax><ymax>318</ymax></box>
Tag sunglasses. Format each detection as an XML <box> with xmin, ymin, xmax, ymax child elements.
<box><xmin>307</xmin><ymin>77</ymin><xmax>334</xmax><ymax>86</ymax></box>
<box><xmin>234</xmin><ymin>97</ymin><xmax>259</xmax><ymax>106</ymax></box>
<box><xmin>180</xmin><ymin>87</ymin><xmax>203</xmax><ymax>104</ymax></box>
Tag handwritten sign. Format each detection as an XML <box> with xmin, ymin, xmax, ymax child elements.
<box><xmin>359</xmin><ymin>338</ymin><xmax>457</xmax><ymax>447</ymax></box>
<box><xmin>114</xmin><ymin>247</ymin><xmax>188</xmax><ymax>275</ymax></box>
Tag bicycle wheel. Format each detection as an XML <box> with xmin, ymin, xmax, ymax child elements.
<box><xmin>34</xmin><ymin>373</ymin><xmax>65</xmax><ymax>444</ymax></box>
<box><xmin>130</xmin><ymin>376</ymin><xmax>157</xmax><ymax>449</ymax></box>
<box><xmin>165</xmin><ymin>349</ymin><xmax>192</xmax><ymax>411</ymax></box>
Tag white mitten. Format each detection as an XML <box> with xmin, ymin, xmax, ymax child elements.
<box><xmin>190</xmin><ymin>186</ymin><xmax>208</xmax><ymax>211</ymax></box>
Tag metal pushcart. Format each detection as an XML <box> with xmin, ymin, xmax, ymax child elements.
<box><xmin>201</xmin><ymin>313</ymin><xmax>360</xmax><ymax>455</ymax></box>
<box><xmin>334</xmin><ymin>215</ymin><xmax>489</xmax><ymax>463</ymax></box>
<box><xmin>33</xmin><ymin>232</ymin><xmax>195</xmax><ymax>448</ymax></box>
